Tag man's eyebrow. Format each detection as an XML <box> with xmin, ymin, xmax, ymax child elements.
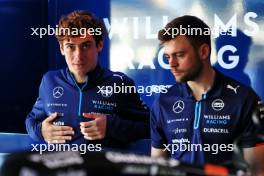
<box><xmin>164</xmin><ymin>51</ymin><xmax>185</xmax><ymax>55</ymax></box>
<box><xmin>65</xmin><ymin>43</ymin><xmax>74</xmax><ymax>46</ymax></box>
<box><xmin>65</xmin><ymin>40</ymin><xmax>93</xmax><ymax>46</ymax></box>
<box><xmin>175</xmin><ymin>50</ymin><xmax>185</xmax><ymax>54</ymax></box>
<box><xmin>80</xmin><ymin>41</ymin><xmax>93</xmax><ymax>45</ymax></box>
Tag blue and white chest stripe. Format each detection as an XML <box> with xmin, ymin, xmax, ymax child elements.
<box><xmin>193</xmin><ymin>94</ymin><xmax>207</xmax><ymax>130</ymax></box>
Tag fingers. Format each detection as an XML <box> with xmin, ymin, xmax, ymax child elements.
<box><xmin>52</xmin><ymin>125</ymin><xmax>74</xmax><ymax>131</ymax></box>
<box><xmin>80</xmin><ymin>123</ymin><xmax>97</xmax><ymax>135</ymax></box>
<box><xmin>80</xmin><ymin>120</ymin><xmax>98</xmax><ymax>134</ymax></box>
<box><xmin>45</xmin><ymin>131</ymin><xmax>73</xmax><ymax>144</ymax></box>
<box><xmin>83</xmin><ymin>131</ymin><xmax>103</xmax><ymax>140</ymax></box>
<box><xmin>80</xmin><ymin>121</ymin><xmax>96</xmax><ymax>128</ymax></box>
<box><xmin>83</xmin><ymin>113</ymin><xmax>95</xmax><ymax>119</ymax></box>
<box><xmin>80</xmin><ymin>115</ymin><xmax>106</xmax><ymax>140</ymax></box>
<box><xmin>46</xmin><ymin>126</ymin><xmax>74</xmax><ymax>142</ymax></box>
<box><xmin>47</xmin><ymin>139</ymin><xmax>66</xmax><ymax>144</ymax></box>
<box><xmin>81</xmin><ymin>126</ymin><xmax>97</xmax><ymax>133</ymax></box>
<box><xmin>45</xmin><ymin>135</ymin><xmax>72</xmax><ymax>144</ymax></box>
<box><xmin>51</xmin><ymin>130</ymin><xmax>74</xmax><ymax>137</ymax></box>
<box><xmin>42</xmin><ymin>115</ymin><xmax>74</xmax><ymax>143</ymax></box>
<box><xmin>80</xmin><ymin>122</ymin><xmax>99</xmax><ymax>140</ymax></box>
<box><xmin>84</xmin><ymin>135</ymin><xmax>102</xmax><ymax>140</ymax></box>
<box><xmin>44</xmin><ymin>112</ymin><xmax>59</xmax><ymax>123</ymax></box>
<box><xmin>83</xmin><ymin>112</ymin><xmax>104</xmax><ymax>119</ymax></box>
<box><xmin>83</xmin><ymin>131</ymin><xmax>99</xmax><ymax>138</ymax></box>
<box><xmin>51</xmin><ymin>134</ymin><xmax>72</xmax><ymax>141</ymax></box>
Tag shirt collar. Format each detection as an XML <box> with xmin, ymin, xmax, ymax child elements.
<box><xmin>65</xmin><ymin>64</ymin><xmax>103</xmax><ymax>88</ymax></box>
<box><xmin>181</xmin><ymin>69</ymin><xmax>223</xmax><ymax>99</ymax></box>
<box><xmin>206</xmin><ymin>69</ymin><xmax>223</xmax><ymax>98</ymax></box>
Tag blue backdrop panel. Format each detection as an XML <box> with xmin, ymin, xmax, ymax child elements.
<box><xmin>0</xmin><ymin>0</ymin><xmax>48</xmax><ymax>132</ymax></box>
<box><xmin>110</xmin><ymin>0</ymin><xmax>264</xmax><ymax>106</ymax></box>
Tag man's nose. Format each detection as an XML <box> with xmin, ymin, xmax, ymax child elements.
<box><xmin>73</xmin><ymin>47</ymin><xmax>83</xmax><ymax>60</ymax></box>
<box><xmin>169</xmin><ymin>57</ymin><xmax>179</xmax><ymax>67</ymax></box>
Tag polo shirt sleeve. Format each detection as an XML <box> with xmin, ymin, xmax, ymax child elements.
<box><xmin>104</xmin><ymin>75</ymin><xmax>150</xmax><ymax>144</ymax></box>
<box><xmin>25</xmin><ymin>75</ymin><xmax>47</xmax><ymax>142</ymax></box>
<box><xmin>150</xmin><ymin>98</ymin><xmax>167</xmax><ymax>149</ymax></box>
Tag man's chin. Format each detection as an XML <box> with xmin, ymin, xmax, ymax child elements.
<box><xmin>70</xmin><ymin>69</ymin><xmax>88</xmax><ymax>77</ymax></box>
<box><xmin>172</xmin><ymin>73</ymin><xmax>183</xmax><ymax>82</ymax></box>
<box><xmin>174</xmin><ymin>76</ymin><xmax>184</xmax><ymax>83</ymax></box>
<box><xmin>72</xmin><ymin>66</ymin><xmax>93</xmax><ymax>73</ymax></box>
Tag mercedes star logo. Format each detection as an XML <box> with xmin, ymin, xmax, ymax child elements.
<box><xmin>173</xmin><ymin>100</ymin><xmax>185</xmax><ymax>114</ymax></box>
<box><xmin>53</xmin><ymin>87</ymin><xmax>64</xmax><ymax>98</ymax></box>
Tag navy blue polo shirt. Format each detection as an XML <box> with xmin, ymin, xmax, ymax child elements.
<box><xmin>26</xmin><ymin>65</ymin><xmax>149</xmax><ymax>147</ymax></box>
<box><xmin>151</xmin><ymin>70</ymin><xmax>260</xmax><ymax>166</ymax></box>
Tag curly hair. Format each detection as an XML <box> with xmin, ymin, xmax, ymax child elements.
<box><xmin>55</xmin><ymin>10</ymin><xmax>106</xmax><ymax>46</ymax></box>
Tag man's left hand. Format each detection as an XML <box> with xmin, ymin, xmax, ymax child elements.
<box><xmin>80</xmin><ymin>113</ymin><xmax>107</xmax><ymax>140</ymax></box>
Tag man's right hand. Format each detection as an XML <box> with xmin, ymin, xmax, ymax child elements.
<box><xmin>41</xmin><ymin>112</ymin><xmax>74</xmax><ymax>144</ymax></box>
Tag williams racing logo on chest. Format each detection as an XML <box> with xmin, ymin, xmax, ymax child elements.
<box><xmin>92</xmin><ymin>100</ymin><xmax>117</xmax><ymax>112</ymax></box>
<box><xmin>203</xmin><ymin>114</ymin><xmax>232</xmax><ymax>134</ymax></box>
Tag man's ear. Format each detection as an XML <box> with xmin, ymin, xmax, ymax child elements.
<box><xmin>199</xmin><ymin>43</ymin><xmax>210</xmax><ymax>61</ymax></box>
<box><xmin>59</xmin><ymin>42</ymin><xmax>65</xmax><ymax>56</ymax></box>
<box><xmin>97</xmin><ymin>41</ymin><xmax>103</xmax><ymax>53</ymax></box>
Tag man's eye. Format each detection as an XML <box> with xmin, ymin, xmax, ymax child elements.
<box><xmin>66</xmin><ymin>45</ymin><xmax>74</xmax><ymax>49</ymax></box>
<box><xmin>82</xmin><ymin>43</ymin><xmax>91</xmax><ymax>49</ymax></box>
<box><xmin>177</xmin><ymin>54</ymin><xmax>184</xmax><ymax>58</ymax></box>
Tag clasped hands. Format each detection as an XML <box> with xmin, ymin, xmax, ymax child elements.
<box><xmin>41</xmin><ymin>112</ymin><xmax>107</xmax><ymax>144</ymax></box>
